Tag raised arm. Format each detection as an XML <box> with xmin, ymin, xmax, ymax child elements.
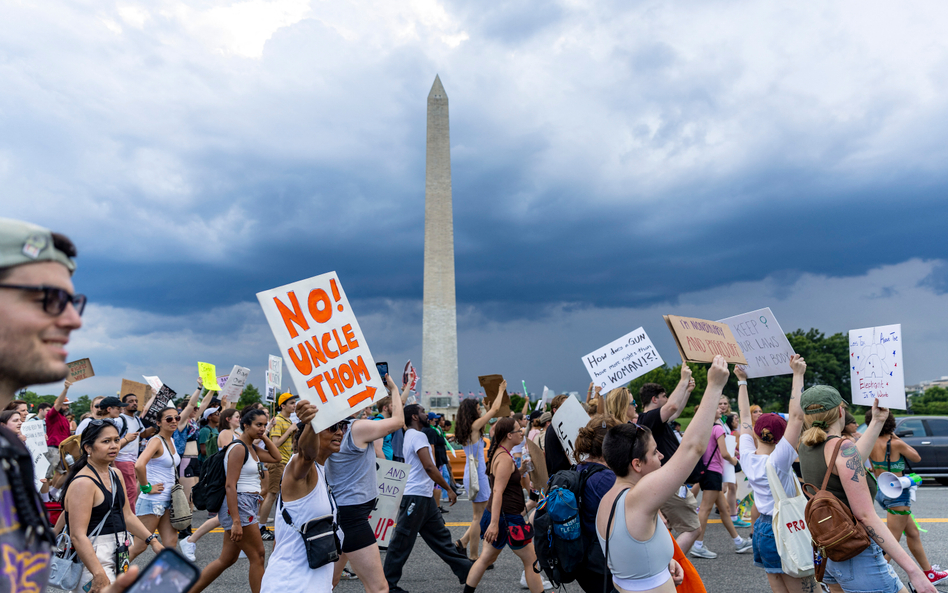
<box><xmin>351</xmin><ymin>375</ymin><xmax>405</xmax><ymax>448</ymax></box>
<box><xmin>472</xmin><ymin>380</ymin><xmax>506</xmax><ymax>434</ymax></box>
<box><xmin>661</xmin><ymin>363</ymin><xmax>694</xmax><ymax>422</ymax></box>
<box><xmin>736</xmin><ymin>366</ymin><xmax>753</xmax><ymax>438</ymax></box>
<box><xmin>54</xmin><ymin>381</ymin><xmax>72</xmax><ymax>412</ymax></box>
<box><xmin>178</xmin><ymin>378</ymin><xmax>204</xmax><ymax>424</ymax></box>
<box><xmin>857</xmin><ymin>399</ymin><xmax>889</xmax><ymax>462</ymax></box>
<box><xmin>784</xmin><ymin>355</ymin><xmax>806</xmax><ymax>449</ymax></box>
<box><xmin>140</xmin><ymin>386</ymin><xmax>158</xmax><ymax>420</ymax></box>
<box><xmin>289</xmin><ymin>402</ymin><xmax>319</xmax><ymax>480</ymax></box>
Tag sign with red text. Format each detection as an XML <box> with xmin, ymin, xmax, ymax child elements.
<box><xmin>582</xmin><ymin>327</ymin><xmax>664</xmax><ymax>391</ymax></box>
<box><xmin>66</xmin><ymin>358</ymin><xmax>95</xmax><ymax>382</ymax></box>
<box><xmin>367</xmin><ymin>459</ymin><xmax>410</xmax><ymax>546</ymax></box>
<box><xmin>663</xmin><ymin>315</ymin><xmax>748</xmax><ymax>365</ymax></box>
<box><xmin>718</xmin><ymin>307</ymin><xmax>795</xmax><ymax>378</ymax></box>
<box><xmin>849</xmin><ymin>324</ymin><xmax>906</xmax><ymax>409</ymax></box>
<box><xmin>257</xmin><ymin>272</ymin><xmax>384</xmax><ymax>433</ymax></box>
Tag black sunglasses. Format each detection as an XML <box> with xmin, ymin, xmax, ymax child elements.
<box><xmin>327</xmin><ymin>420</ymin><xmax>349</xmax><ymax>433</ymax></box>
<box><xmin>0</xmin><ymin>284</ymin><xmax>86</xmax><ymax>316</ymax></box>
<box><xmin>164</xmin><ymin>415</ymin><xmax>181</xmax><ymax>422</ymax></box>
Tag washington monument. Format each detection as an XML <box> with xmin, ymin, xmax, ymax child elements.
<box><xmin>421</xmin><ymin>75</ymin><xmax>459</xmax><ymax>409</ymax></box>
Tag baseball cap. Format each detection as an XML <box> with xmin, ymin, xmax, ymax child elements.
<box><xmin>528</xmin><ymin>410</ymin><xmax>542</xmax><ymax>422</ymax></box>
<box><xmin>539</xmin><ymin>412</ymin><xmax>552</xmax><ymax>424</ymax></box>
<box><xmin>203</xmin><ymin>407</ymin><xmax>220</xmax><ymax>419</ymax></box>
<box><xmin>0</xmin><ymin>218</ymin><xmax>76</xmax><ymax>272</ymax></box>
<box><xmin>427</xmin><ymin>412</ymin><xmax>439</xmax><ymax>421</ymax></box>
<box><xmin>800</xmin><ymin>385</ymin><xmax>844</xmax><ymax>415</ymax></box>
<box><xmin>97</xmin><ymin>397</ymin><xmax>127</xmax><ymax>409</ymax></box>
<box><xmin>754</xmin><ymin>413</ymin><xmax>787</xmax><ymax>444</ymax></box>
<box><xmin>278</xmin><ymin>392</ymin><xmax>298</xmax><ymax>407</ymax></box>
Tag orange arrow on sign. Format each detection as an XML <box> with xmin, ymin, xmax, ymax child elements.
<box><xmin>347</xmin><ymin>385</ymin><xmax>376</xmax><ymax>407</ymax></box>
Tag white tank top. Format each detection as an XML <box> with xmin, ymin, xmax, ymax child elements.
<box><xmin>140</xmin><ymin>436</ymin><xmax>179</xmax><ymax>503</ymax></box>
<box><xmin>225</xmin><ymin>441</ymin><xmax>261</xmax><ymax>493</ymax></box>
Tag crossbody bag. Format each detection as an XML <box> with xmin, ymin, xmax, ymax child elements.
<box><xmin>278</xmin><ymin>473</ymin><xmax>341</xmax><ymax>569</ymax></box>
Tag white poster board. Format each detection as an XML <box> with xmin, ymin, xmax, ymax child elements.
<box><xmin>265</xmin><ymin>355</ymin><xmax>282</xmax><ymax>403</ymax></box>
<box><xmin>142</xmin><ymin>375</ymin><xmax>163</xmax><ymax>393</ymax></box>
<box><xmin>849</xmin><ymin>324</ymin><xmax>906</xmax><ymax>409</ymax></box>
<box><xmin>551</xmin><ymin>396</ymin><xmax>590</xmax><ymax>465</ymax></box>
<box><xmin>366</xmin><ymin>459</ymin><xmax>410</xmax><ymax>546</ymax></box>
<box><xmin>718</xmin><ymin>307</ymin><xmax>795</xmax><ymax>378</ymax></box>
<box><xmin>582</xmin><ymin>327</ymin><xmax>665</xmax><ymax>391</ymax></box>
<box><xmin>256</xmin><ymin>271</ymin><xmax>385</xmax><ymax>433</ymax></box>
<box><xmin>21</xmin><ymin>420</ymin><xmax>49</xmax><ymax>488</ymax></box>
<box><xmin>220</xmin><ymin>365</ymin><xmax>250</xmax><ymax>404</ymax></box>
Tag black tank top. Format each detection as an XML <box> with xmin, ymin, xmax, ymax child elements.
<box><xmin>488</xmin><ymin>449</ymin><xmax>525</xmax><ymax>515</ymax></box>
<box><xmin>67</xmin><ymin>468</ymin><xmax>126</xmax><ymax>535</ymax></box>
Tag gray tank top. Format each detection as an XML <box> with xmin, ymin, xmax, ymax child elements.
<box><xmin>325</xmin><ymin>424</ymin><xmax>377</xmax><ymax>506</ymax></box>
<box><xmin>597</xmin><ymin>490</ymin><xmax>674</xmax><ymax>582</ymax></box>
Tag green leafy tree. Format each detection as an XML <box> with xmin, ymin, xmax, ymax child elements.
<box><xmin>238</xmin><ymin>383</ymin><xmax>263</xmax><ymax>410</ymax></box>
<box><xmin>71</xmin><ymin>395</ymin><xmax>92</xmax><ymax>419</ymax></box>
<box><xmin>910</xmin><ymin>386</ymin><xmax>948</xmax><ymax>415</ymax></box>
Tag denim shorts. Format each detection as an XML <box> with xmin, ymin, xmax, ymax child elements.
<box><xmin>875</xmin><ymin>487</ymin><xmax>911</xmax><ymax>512</ymax></box>
<box><xmin>219</xmin><ymin>492</ymin><xmax>261</xmax><ymax>530</ymax></box>
<box><xmin>135</xmin><ymin>497</ymin><xmax>171</xmax><ymax>517</ymax></box>
<box><xmin>822</xmin><ymin>541</ymin><xmax>904</xmax><ymax>592</ymax></box>
<box><xmin>752</xmin><ymin>514</ymin><xmax>783</xmax><ymax>574</ymax></box>
<box><xmin>480</xmin><ymin>511</ymin><xmax>533</xmax><ymax>550</ymax></box>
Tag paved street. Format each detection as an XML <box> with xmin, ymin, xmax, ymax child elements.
<box><xmin>135</xmin><ymin>482</ymin><xmax>948</xmax><ymax>593</ymax></box>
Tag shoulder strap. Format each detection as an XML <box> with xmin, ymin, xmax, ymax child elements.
<box><xmin>118</xmin><ymin>416</ymin><xmax>128</xmax><ymax>438</ymax></box>
<box><xmin>822</xmin><ymin>438</ymin><xmax>845</xmax><ymax>491</ymax></box>
<box><xmin>885</xmin><ymin>436</ymin><xmax>892</xmax><ymax>472</ymax></box>
<box><xmin>158</xmin><ymin>435</ymin><xmax>180</xmax><ymax>481</ymax></box>
<box><xmin>577</xmin><ymin>464</ymin><xmax>605</xmax><ymax>508</ymax></box>
<box><xmin>603</xmin><ymin>488</ymin><xmax>629</xmax><ymax>593</ymax></box>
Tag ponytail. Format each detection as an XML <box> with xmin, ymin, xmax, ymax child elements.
<box><xmin>486</xmin><ymin>418</ymin><xmax>516</xmax><ymax>476</ymax></box>
<box><xmin>800</xmin><ymin>406</ymin><xmax>841</xmax><ymax>447</ymax></box>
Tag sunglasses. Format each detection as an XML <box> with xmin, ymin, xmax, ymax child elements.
<box><xmin>0</xmin><ymin>284</ymin><xmax>87</xmax><ymax>316</ymax></box>
<box><xmin>327</xmin><ymin>421</ymin><xmax>349</xmax><ymax>433</ymax></box>
<box><xmin>164</xmin><ymin>415</ymin><xmax>180</xmax><ymax>422</ymax></box>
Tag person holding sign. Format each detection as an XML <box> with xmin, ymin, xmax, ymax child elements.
<box><xmin>595</xmin><ymin>355</ymin><xmax>732</xmax><ymax>593</ymax></box>
<box><xmin>326</xmin><ymin>375</ymin><xmax>406</xmax><ymax>592</ymax></box>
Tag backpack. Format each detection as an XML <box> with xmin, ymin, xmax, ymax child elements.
<box><xmin>685</xmin><ymin>436</ymin><xmax>719</xmax><ymax>485</ymax></box>
<box><xmin>192</xmin><ymin>441</ymin><xmax>249</xmax><ymax>512</ymax></box>
<box><xmin>802</xmin><ymin>438</ymin><xmax>870</xmax><ymax>581</ymax></box>
<box><xmin>533</xmin><ymin>464</ymin><xmax>605</xmax><ymax>586</ymax></box>
<box><xmin>58</xmin><ymin>434</ymin><xmax>82</xmax><ymax>472</ymax></box>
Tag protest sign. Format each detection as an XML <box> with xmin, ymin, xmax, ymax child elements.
<box><xmin>582</xmin><ymin>327</ymin><xmax>665</xmax><ymax>392</ymax></box>
<box><xmin>663</xmin><ymin>315</ymin><xmax>748</xmax><ymax>365</ymax></box>
<box><xmin>220</xmin><ymin>365</ymin><xmax>250</xmax><ymax>404</ymax></box>
<box><xmin>66</xmin><ymin>358</ymin><xmax>94</xmax><ymax>382</ymax></box>
<box><xmin>403</xmin><ymin>360</ymin><xmax>418</xmax><ymax>391</ymax></box>
<box><xmin>142</xmin><ymin>376</ymin><xmax>163</xmax><ymax>393</ymax></box>
<box><xmin>216</xmin><ymin>375</ymin><xmax>229</xmax><ymax>390</ymax></box>
<box><xmin>21</xmin><ymin>420</ymin><xmax>48</xmax><ymax>489</ymax></box>
<box><xmin>540</xmin><ymin>386</ymin><xmax>554</xmax><ymax>411</ymax></box>
<box><xmin>551</xmin><ymin>396</ymin><xmax>590</xmax><ymax>465</ymax></box>
<box><xmin>256</xmin><ymin>271</ymin><xmax>386</xmax><ymax>433</ymax></box>
<box><xmin>120</xmin><ymin>379</ymin><xmax>149</xmax><ymax>401</ymax></box>
<box><xmin>525</xmin><ymin>438</ymin><xmax>549</xmax><ymax>494</ymax></box>
<box><xmin>717</xmin><ymin>307</ymin><xmax>795</xmax><ymax>378</ymax></box>
<box><xmin>367</xmin><ymin>459</ymin><xmax>410</xmax><ymax>546</ymax></box>
<box><xmin>198</xmin><ymin>362</ymin><xmax>221</xmax><ymax>391</ymax></box>
<box><xmin>265</xmin><ymin>355</ymin><xmax>282</xmax><ymax>403</ymax></box>
<box><xmin>478</xmin><ymin>375</ymin><xmax>511</xmax><ymax>417</ymax></box>
<box><xmin>143</xmin><ymin>385</ymin><xmax>177</xmax><ymax>424</ymax></box>
<box><xmin>849</xmin><ymin>324</ymin><xmax>906</xmax><ymax>409</ymax></box>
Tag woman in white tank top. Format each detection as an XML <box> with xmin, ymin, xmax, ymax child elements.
<box><xmin>130</xmin><ymin>407</ymin><xmax>181</xmax><ymax>561</ymax></box>
<box><xmin>262</xmin><ymin>400</ymin><xmax>342</xmax><ymax>593</ymax></box>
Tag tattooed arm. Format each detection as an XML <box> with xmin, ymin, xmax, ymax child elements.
<box><xmin>856</xmin><ymin>398</ymin><xmax>889</xmax><ymax>462</ymax></box>
<box><xmin>836</xmin><ymin>440</ymin><xmax>936</xmax><ymax>592</ymax></box>
<box><xmin>735</xmin><ymin>366</ymin><xmax>754</xmax><ymax>439</ymax></box>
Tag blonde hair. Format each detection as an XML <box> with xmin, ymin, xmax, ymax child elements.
<box><xmin>800</xmin><ymin>405</ymin><xmax>843</xmax><ymax>447</ymax></box>
<box><xmin>749</xmin><ymin>405</ymin><xmax>762</xmax><ymax>426</ymax></box>
<box><xmin>605</xmin><ymin>388</ymin><xmax>632</xmax><ymax>423</ymax></box>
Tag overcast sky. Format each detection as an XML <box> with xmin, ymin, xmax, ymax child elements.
<box><xmin>5</xmin><ymin>0</ymin><xmax>947</xmax><ymax>400</ymax></box>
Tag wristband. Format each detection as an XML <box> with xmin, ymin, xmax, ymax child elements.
<box><xmin>145</xmin><ymin>534</ymin><xmax>157</xmax><ymax>544</ymax></box>
<box><xmin>139</xmin><ymin>483</ymin><xmax>152</xmax><ymax>494</ymax></box>
<box><xmin>737</xmin><ymin>381</ymin><xmax>747</xmax><ymax>386</ymax></box>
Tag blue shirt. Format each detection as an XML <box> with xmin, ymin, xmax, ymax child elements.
<box><xmin>372</xmin><ymin>414</ymin><xmax>393</xmax><ymax>460</ymax></box>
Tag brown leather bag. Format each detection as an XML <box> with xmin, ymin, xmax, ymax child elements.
<box><xmin>802</xmin><ymin>438</ymin><xmax>871</xmax><ymax>581</ymax></box>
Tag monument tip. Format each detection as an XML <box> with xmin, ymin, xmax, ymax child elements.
<box><xmin>428</xmin><ymin>74</ymin><xmax>447</xmax><ymax>100</ymax></box>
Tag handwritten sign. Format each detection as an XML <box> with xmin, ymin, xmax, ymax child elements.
<box><xmin>718</xmin><ymin>308</ymin><xmax>796</xmax><ymax>378</ymax></box>
<box><xmin>663</xmin><ymin>315</ymin><xmax>748</xmax><ymax>365</ymax></box>
<box><xmin>849</xmin><ymin>324</ymin><xmax>906</xmax><ymax>410</ymax></box>
<box><xmin>66</xmin><ymin>358</ymin><xmax>95</xmax><ymax>382</ymax></box>
<box><xmin>367</xmin><ymin>459</ymin><xmax>410</xmax><ymax>546</ymax></box>
<box><xmin>120</xmin><ymin>379</ymin><xmax>149</xmax><ymax>401</ymax></box>
<box><xmin>582</xmin><ymin>327</ymin><xmax>664</xmax><ymax>391</ymax></box>
<box><xmin>478</xmin><ymin>375</ymin><xmax>511</xmax><ymax>417</ymax></box>
<box><xmin>525</xmin><ymin>437</ymin><xmax>549</xmax><ymax>494</ymax></box>
<box><xmin>220</xmin><ymin>366</ymin><xmax>250</xmax><ymax>404</ymax></box>
<box><xmin>265</xmin><ymin>355</ymin><xmax>282</xmax><ymax>403</ymax></box>
<box><xmin>142</xmin><ymin>376</ymin><xmax>163</xmax><ymax>392</ymax></box>
<box><xmin>21</xmin><ymin>420</ymin><xmax>48</xmax><ymax>488</ymax></box>
<box><xmin>143</xmin><ymin>385</ymin><xmax>177</xmax><ymax>424</ymax></box>
<box><xmin>257</xmin><ymin>272</ymin><xmax>385</xmax><ymax>433</ymax></box>
<box><xmin>551</xmin><ymin>396</ymin><xmax>590</xmax><ymax>465</ymax></box>
<box><xmin>198</xmin><ymin>362</ymin><xmax>221</xmax><ymax>391</ymax></box>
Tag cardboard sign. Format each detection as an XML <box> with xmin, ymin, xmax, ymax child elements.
<box><xmin>198</xmin><ymin>362</ymin><xmax>221</xmax><ymax>391</ymax></box>
<box><xmin>551</xmin><ymin>396</ymin><xmax>590</xmax><ymax>465</ymax></box>
<box><xmin>265</xmin><ymin>384</ymin><xmax>277</xmax><ymax>403</ymax></box>
<box><xmin>478</xmin><ymin>375</ymin><xmax>511</xmax><ymax>417</ymax></box>
<box><xmin>663</xmin><ymin>315</ymin><xmax>748</xmax><ymax>364</ymax></box>
<box><xmin>525</xmin><ymin>437</ymin><xmax>549</xmax><ymax>494</ymax></box>
<box><xmin>120</xmin><ymin>379</ymin><xmax>149</xmax><ymax>401</ymax></box>
<box><xmin>849</xmin><ymin>324</ymin><xmax>906</xmax><ymax>409</ymax></box>
<box><xmin>367</xmin><ymin>459</ymin><xmax>410</xmax><ymax>546</ymax></box>
<box><xmin>582</xmin><ymin>327</ymin><xmax>665</xmax><ymax>392</ymax></box>
<box><xmin>257</xmin><ymin>271</ymin><xmax>385</xmax><ymax>433</ymax></box>
<box><xmin>220</xmin><ymin>365</ymin><xmax>250</xmax><ymax>404</ymax></box>
<box><xmin>142</xmin><ymin>376</ymin><xmax>163</xmax><ymax>392</ymax></box>
<box><xmin>143</xmin><ymin>385</ymin><xmax>177</xmax><ymax>424</ymax></box>
<box><xmin>718</xmin><ymin>308</ymin><xmax>796</xmax><ymax>378</ymax></box>
<box><xmin>66</xmin><ymin>358</ymin><xmax>95</xmax><ymax>382</ymax></box>
<box><xmin>21</xmin><ymin>420</ymin><xmax>48</xmax><ymax>489</ymax></box>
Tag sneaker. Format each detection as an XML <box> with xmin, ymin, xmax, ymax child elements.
<box><xmin>690</xmin><ymin>545</ymin><xmax>718</xmax><ymax>559</ymax></box>
<box><xmin>259</xmin><ymin>525</ymin><xmax>274</xmax><ymax>541</ymax></box>
<box><xmin>519</xmin><ymin>570</ymin><xmax>551</xmax><ymax>590</ymax></box>
<box><xmin>926</xmin><ymin>569</ymin><xmax>948</xmax><ymax>585</ymax></box>
<box><xmin>732</xmin><ymin>517</ymin><xmax>752</xmax><ymax>528</ymax></box>
<box><xmin>340</xmin><ymin>568</ymin><xmax>358</xmax><ymax>581</ymax></box>
<box><xmin>735</xmin><ymin>537</ymin><xmax>753</xmax><ymax>554</ymax></box>
<box><xmin>179</xmin><ymin>539</ymin><xmax>196</xmax><ymax>562</ymax></box>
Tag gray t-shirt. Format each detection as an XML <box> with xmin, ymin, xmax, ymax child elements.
<box><xmin>325</xmin><ymin>423</ymin><xmax>378</xmax><ymax>506</ymax></box>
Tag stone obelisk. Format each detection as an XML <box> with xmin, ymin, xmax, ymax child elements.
<box><xmin>421</xmin><ymin>75</ymin><xmax>459</xmax><ymax>411</ymax></box>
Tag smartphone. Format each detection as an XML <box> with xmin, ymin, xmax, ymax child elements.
<box><xmin>376</xmin><ymin>362</ymin><xmax>388</xmax><ymax>382</ymax></box>
<box><xmin>121</xmin><ymin>548</ymin><xmax>200</xmax><ymax>593</ymax></box>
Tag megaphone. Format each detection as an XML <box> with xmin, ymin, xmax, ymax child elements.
<box><xmin>877</xmin><ymin>472</ymin><xmax>922</xmax><ymax>499</ymax></box>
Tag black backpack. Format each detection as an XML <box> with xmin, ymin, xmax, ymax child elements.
<box><xmin>533</xmin><ymin>464</ymin><xmax>605</xmax><ymax>586</ymax></box>
<box><xmin>192</xmin><ymin>441</ymin><xmax>249</xmax><ymax>512</ymax></box>
<box><xmin>685</xmin><ymin>438</ymin><xmax>718</xmax><ymax>485</ymax></box>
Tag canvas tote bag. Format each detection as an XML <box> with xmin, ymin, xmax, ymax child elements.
<box><xmin>766</xmin><ymin>457</ymin><xmax>815</xmax><ymax>578</ymax></box>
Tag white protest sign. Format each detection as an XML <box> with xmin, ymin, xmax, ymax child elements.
<box><xmin>367</xmin><ymin>459</ymin><xmax>410</xmax><ymax>546</ymax></box>
<box><xmin>718</xmin><ymin>307</ymin><xmax>795</xmax><ymax>378</ymax></box>
<box><xmin>268</xmin><ymin>355</ymin><xmax>283</xmax><ymax>387</ymax></box>
<box><xmin>142</xmin><ymin>376</ymin><xmax>163</xmax><ymax>393</ymax></box>
<box><xmin>257</xmin><ymin>272</ymin><xmax>385</xmax><ymax>433</ymax></box>
<box><xmin>582</xmin><ymin>327</ymin><xmax>664</xmax><ymax>391</ymax></box>
<box><xmin>220</xmin><ymin>366</ymin><xmax>250</xmax><ymax>404</ymax></box>
<box><xmin>849</xmin><ymin>324</ymin><xmax>906</xmax><ymax>409</ymax></box>
<box><xmin>21</xmin><ymin>420</ymin><xmax>48</xmax><ymax>488</ymax></box>
<box><xmin>551</xmin><ymin>396</ymin><xmax>590</xmax><ymax>464</ymax></box>
<box><xmin>265</xmin><ymin>384</ymin><xmax>277</xmax><ymax>403</ymax></box>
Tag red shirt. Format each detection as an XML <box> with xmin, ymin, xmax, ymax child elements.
<box><xmin>45</xmin><ymin>406</ymin><xmax>70</xmax><ymax>447</ymax></box>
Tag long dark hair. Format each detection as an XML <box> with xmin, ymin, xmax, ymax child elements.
<box><xmin>455</xmin><ymin>399</ymin><xmax>480</xmax><ymax>446</ymax></box>
<box><xmin>240</xmin><ymin>408</ymin><xmax>267</xmax><ymax>429</ymax></box>
<box><xmin>61</xmin><ymin>421</ymin><xmax>120</xmax><ymax>501</ymax></box>
<box><xmin>486</xmin><ymin>417</ymin><xmax>517</xmax><ymax>475</ymax></box>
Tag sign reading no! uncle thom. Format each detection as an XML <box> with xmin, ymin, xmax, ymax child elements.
<box><xmin>256</xmin><ymin>272</ymin><xmax>385</xmax><ymax>433</ymax></box>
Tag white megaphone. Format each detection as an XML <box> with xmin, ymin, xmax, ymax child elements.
<box><xmin>877</xmin><ymin>472</ymin><xmax>922</xmax><ymax>500</ymax></box>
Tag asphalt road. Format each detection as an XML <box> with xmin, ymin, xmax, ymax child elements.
<box><xmin>134</xmin><ymin>482</ymin><xmax>948</xmax><ymax>593</ymax></box>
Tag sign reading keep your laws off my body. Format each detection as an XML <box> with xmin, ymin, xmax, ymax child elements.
<box><xmin>257</xmin><ymin>272</ymin><xmax>385</xmax><ymax>433</ymax></box>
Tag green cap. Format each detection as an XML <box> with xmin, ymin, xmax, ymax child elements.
<box><xmin>800</xmin><ymin>385</ymin><xmax>843</xmax><ymax>415</ymax></box>
<box><xmin>0</xmin><ymin>218</ymin><xmax>76</xmax><ymax>272</ymax></box>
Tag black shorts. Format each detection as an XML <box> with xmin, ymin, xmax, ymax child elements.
<box><xmin>337</xmin><ymin>498</ymin><xmax>378</xmax><ymax>553</ymax></box>
<box><xmin>698</xmin><ymin>470</ymin><xmax>723</xmax><ymax>492</ymax></box>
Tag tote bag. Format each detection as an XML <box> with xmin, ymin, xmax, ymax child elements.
<box><xmin>766</xmin><ymin>458</ymin><xmax>815</xmax><ymax>578</ymax></box>
<box><xmin>467</xmin><ymin>453</ymin><xmax>480</xmax><ymax>500</ymax></box>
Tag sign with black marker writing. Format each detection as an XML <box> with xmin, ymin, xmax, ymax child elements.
<box><xmin>582</xmin><ymin>327</ymin><xmax>664</xmax><ymax>391</ymax></box>
<box><xmin>718</xmin><ymin>307</ymin><xmax>795</xmax><ymax>378</ymax></box>
<box><xmin>551</xmin><ymin>396</ymin><xmax>589</xmax><ymax>465</ymax></box>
